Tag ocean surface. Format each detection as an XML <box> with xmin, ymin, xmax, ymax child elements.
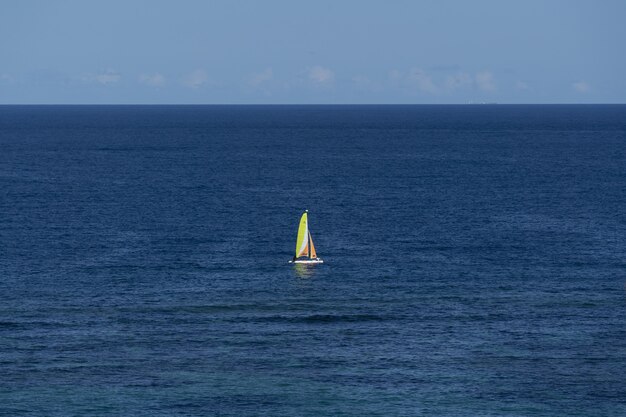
<box><xmin>1</xmin><ymin>105</ymin><xmax>626</xmax><ymax>416</ymax></box>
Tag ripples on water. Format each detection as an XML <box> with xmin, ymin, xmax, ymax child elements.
<box><xmin>1</xmin><ymin>105</ymin><xmax>626</xmax><ymax>416</ymax></box>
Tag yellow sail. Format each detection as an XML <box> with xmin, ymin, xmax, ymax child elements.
<box><xmin>309</xmin><ymin>233</ymin><xmax>317</xmax><ymax>258</ymax></box>
<box><xmin>295</xmin><ymin>212</ymin><xmax>309</xmax><ymax>257</ymax></box>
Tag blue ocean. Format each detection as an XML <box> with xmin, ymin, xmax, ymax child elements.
<box><xmin>1</xmin><ymin>105</ymin><xmax>625</xmax><ymax>416</ymax></box>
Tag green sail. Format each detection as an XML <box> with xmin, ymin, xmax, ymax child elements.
<box><xmin>295</xmin><ymin>212</ymin><xmax>309</xmax><ymax>257</ymax></box>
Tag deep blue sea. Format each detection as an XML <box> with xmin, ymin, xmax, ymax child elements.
<box><xmin>1</xmin><ymin>105</ymin><xmax>626</xmax><ymax>416</ymax></box>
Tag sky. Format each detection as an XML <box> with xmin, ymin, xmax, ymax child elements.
<box><xmin>1</xmin><ymin>0</ymin><xmax>625</xmax><ymax>104</ymax></box>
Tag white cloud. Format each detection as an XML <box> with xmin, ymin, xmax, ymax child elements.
<box><xmin>82</xmin><ymin>70</ymin><xmax>121</xmax><ymax>85</ymax></box>
<box><xmin>182</xmin><ymin>69</ymin><xmax>209</xmax><ymax>88</ymax></box>
<box><xmin>249</xmin><ymin>68</ymin><xmax>273</xmax><ymax>86</ymax></box>
<box><xmin>352</xmin><ymin>74</ymin><xmax>369</xmax><ymax>85</ymax></box>
<box><xmin>352</xmin><ymin>74</ymin><xmax>382</xmax><ymax>92</ymax></box>
<box><xmin>139</xmin><ymin>73</ymin><xmax>165</xmax><ymax>87</ymax></box>
<box><xmin>389</xmin><ymin>68</ymin><xmax>439</xmax><ymax>94</ymax></box>
<box><xmin>390</xmin><ymin>68</ymin><xmax>497</xmax><ymax>95</ymax></box>
<box><xmin>573</xmin><ymin>81</ymin><xmax>590</xmax><ymax>93</ymax></box>
<box><xmin>96</xmin><ymin>72</ymin><xmax>120</xmax><ymax>85</ymax></box>
<box><xmin>445</xmin><ymin>72</ymin><xmax>472</xmax><ymax>90</ymax></box>
<box><xmin>475</xmin><ymin>71</ymin><xmax>496</xmax><ymax>92</ymax></box>
<box><xmin>308</xmin><ymin>65</ymin><xmax>334</xmax><ymax>84</ymax></box>
<box><xmin>407</xmin><ymin>68</ymin><xmax>438</xmax><ymax>93</ymax></box>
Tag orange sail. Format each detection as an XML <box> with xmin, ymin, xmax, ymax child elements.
<box><xmin>309</xmin><ymin>233</ymin><xmax>317</xmax><ymax>258</ymax></box>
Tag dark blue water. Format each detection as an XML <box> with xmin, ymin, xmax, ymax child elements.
<box><xmin>1</xmin><ymin>105</ymin><xmax>626</xmax><ymax>416</ymax></box>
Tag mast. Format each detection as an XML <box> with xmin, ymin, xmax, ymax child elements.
<box><xmin>305</xmin><ymin>209</ymin><xmax>310</xmax><ymax>258</ymax></box>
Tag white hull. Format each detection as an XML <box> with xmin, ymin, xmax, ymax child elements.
<box><xmin>289</xmin><ymin>259</ymin><xmax>324</xmax><ymax>264</ymax></box>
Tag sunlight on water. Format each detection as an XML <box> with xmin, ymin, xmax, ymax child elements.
<box><xmin>292</xmin><ymin>263</ymin><xmax>318</xmax><ymax>279</ymax></box>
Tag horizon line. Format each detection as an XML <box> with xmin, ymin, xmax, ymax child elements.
<box><xmin>1</xmin><ymin>103</ymin><xmax>625</xmax><ymax>106</ymax></box>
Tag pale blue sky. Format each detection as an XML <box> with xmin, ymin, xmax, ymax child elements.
<box><xmin>1</xmin><ymin>0</ymin><xmax>625</xmax><ymax>104</ymax></box>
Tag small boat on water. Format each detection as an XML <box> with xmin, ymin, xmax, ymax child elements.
<box><xmin>289</xmin><ymin>210</ymin><xmax>324</xmax><ymax>264</ymax></box>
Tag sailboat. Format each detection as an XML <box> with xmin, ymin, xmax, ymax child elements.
<box><xmin>289</xmin><ymin>210</ymin><xmax>324</xmax><ymax>264</ymax></box>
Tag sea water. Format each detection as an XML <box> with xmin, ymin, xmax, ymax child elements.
<box><xmin>1</xmin><ymin>105</ymin><xmax>625</xmax><ymax>416</ymax></box>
